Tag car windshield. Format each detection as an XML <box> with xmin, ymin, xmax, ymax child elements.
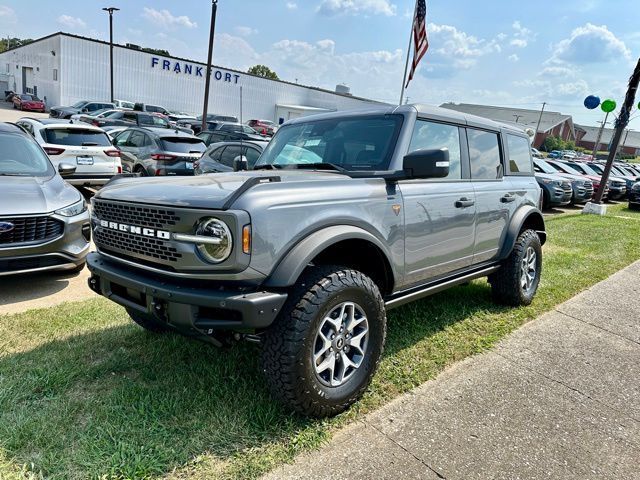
<box><xmin>21</xmin><ymin>94</ymin><xmax>39</xmax><ymax>101</ymax></box>
<box><xmin>550</xmin><ymin>161</ymin><xmax>581</xmax><ymax>175</ymax></box>
<box><xmin>534</xmin><ymin>159</ymin><xmax>558</xmax><ymax>174</ymax></box>
<box><xmin>45</xmin><ymin>128</ymin><xmax>112</xmax><ymax>146</ymax></box>
<box><xmin>71</xmin><ymin>101</ymin><xmax>88</xmax><ymax>108</ymax></box>
<box><xmin>255</xmin><ymin>114</ymin><xmax>403</xmax><ymax>171</ymax></box>
<box><xmin>574</xmin><ymin>163</ymin><xmax>598</xmax><ymax>175</ymax></box>
<box><xmin>0</xmin><ymin>133</ymin><xmax>54</xmax><ymax>176</ymax></box>
<box><xmin>160</xmin><ymin>138</ymin><xmax>206</xmax><ymax>154</ymax></box>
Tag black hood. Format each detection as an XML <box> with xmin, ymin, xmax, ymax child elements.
<box><xmin>0</xmin><ymin>174</ymin><xmax>81</xmax><ymax>215</ymax></box>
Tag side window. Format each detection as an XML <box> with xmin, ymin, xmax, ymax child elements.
<box><xmin>113</xmin><ymin>131</ymin><xmax>131</xmax><ymax>147</ymax></box>
<box><xmin>208</xmin><ymin>145</ymin><xmax>224</xmax><ymax>161</ymax></box>
<box><xmin>506</xmin><ymin>134</ymin><xmax>533</xmax><ymax>174</ymax></box>
<box><xmin>87</xmin><ymin>103</ymin><xmax>99</xmax><ymax>112</ymax></box>
<box><xmin>129</xmin><ymin>131</ymin><xmax>145</xmax><ymax>148</ymax></box>
<box><xmin>467</xmin><ymin>129</ymin><xmax>502</xmax><ymax>180</ymax></box>
<box><xmin>408</xmin><ymin>120</ymin><xmax>462</xmax><ymax>180</ymax></box>
<box><xmin>244</xmin><ymin>146</ymin><xmax>261</xmax><ymax>168</ymax></box>
<box><xmin>123</xmin><ymin>112</ymin><xmax>135</xmax><ymax>122</ymax></box>
<box><xmin>219</xmin><ymin>146</ymin><xmax>242</xmax><ymax>167</ymax></box>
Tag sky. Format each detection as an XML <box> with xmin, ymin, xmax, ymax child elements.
<box><xmin>0</xmin><ymin>0</ymin><xmax>639</xmax><ymax>129</ymax></box>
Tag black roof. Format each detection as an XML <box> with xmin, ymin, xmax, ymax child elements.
<box><xmin>0</xmin><ymin>122</ymin><xmax>29</xmax><ymax>134</ymax></box>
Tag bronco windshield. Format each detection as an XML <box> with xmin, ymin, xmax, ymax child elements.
<box><xmin>255</xmin><ymin>114</ymin><xmax>403</xmax><ymax>171</ymax></box>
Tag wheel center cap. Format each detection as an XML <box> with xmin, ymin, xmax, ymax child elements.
<box><xmin>335</xmin><ymin>336</ymin><xmax>345</xmax><ymax>350</ymax></box>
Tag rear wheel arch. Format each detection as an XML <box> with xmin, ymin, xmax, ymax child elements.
<box><xmin>499</xmin><ymin>206</ymin><xmax>546</xmax><ymax>260</ymax></box>
<box><xmin>264</xmin><ymin>226</ymin><xmax>396</xmax><ymax>296</ymax></box>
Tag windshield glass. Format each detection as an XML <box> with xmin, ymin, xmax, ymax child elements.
<box><xmin>45</xmin><ymin>128</ymin><xmax>112</xmax><ymax>146</ymax></box>
<box><xmin>575</xmin><ymin>163</ymin><xmax>598</xmax><ymax>175</ymax></box>
<box><xmin>534</xmin><ymin>159</ymin><xmax>558</xmax><ymax>174</ymax></box>
<box><xmin>256</xmin><ymin>114</ymin><xmax>403</xmax><ymax>170</ymax></box>
<box><xmin>161</xmin><ymin>138</ymin><xmax>206</xmax><ymax>154</ymax></box>
<box><xmin>0</xmin><ymin>133</ymin><xmax>54</xmax><ymax>176</ymax></box>
<box><xmin>71</xmin><ymin>101</ymin><xmax>88</xmax><ymax>109</ymax></box>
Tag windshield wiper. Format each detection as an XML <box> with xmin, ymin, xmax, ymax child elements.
<box><xmin>253</xmin><ymin>164</ymin><xmax>279</xmax><ymax>170</ymax></box>
<box><xmin>0</xmin><ymin>173</ymin><xmax>26</xmax><ymax>176</ymax></box>
<box><xmin>294</xmin><ymin>162</ymin><xmax>347</xmax><ymax>173</ymax></box>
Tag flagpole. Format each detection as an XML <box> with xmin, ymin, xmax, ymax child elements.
<box><xmin>399</xmin><ymin>1</ymin><xmax>417</xmax><ymax>105</ymax></box>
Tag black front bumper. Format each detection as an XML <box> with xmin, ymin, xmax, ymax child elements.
<box><xmin>87</xmin><ymin>253</ymin><xmax>288</xmax><ymax>331</ymax></box>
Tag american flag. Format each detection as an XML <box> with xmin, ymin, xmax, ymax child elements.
<box><xmin>406</xmin><ymin>0</ymin><xmax>429</xmax><ymax>87</ymax></box>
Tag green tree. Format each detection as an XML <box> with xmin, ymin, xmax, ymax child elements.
<box><xmin>543</xmin><ymin>135</ymin><xmax>563</xmax><ymax>152</ymax></box>
<box><xmin>0</xmin><ymin>37</ymin><xmax>34</xmax><ymax>53</ymax></box>
<box><xmin>142</xmin><ymin>47</ymin><xmax>170</xmax><ymax>56</ymax></box>
<box><xmin>247</xmin><ymin>64</ymin><xmax>279</xmax><ymax>80</ymax></box>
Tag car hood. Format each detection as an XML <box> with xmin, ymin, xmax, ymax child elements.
<box><xmin>535</xmin><ymin>173</ymin><xmax>567</xmax><ymax>183</ymax></box>
<box><xmin>96</xmin><ymin>170</ymin><xmax>352</xmax><ymax>209</ymax></box>
<box><xmin>0</xmin><ymin>174</ymin><xmax>81</xmax><ymax>216</ymax></box>
<box><xmin>51</xmin><ymin>106</ymin><xmax>80</xmax><ymax>114</ymax></box>
<box><xmin>553</xmin><ymin>172</ymin><xmax>590</xmax><ymax>183</ymax></box>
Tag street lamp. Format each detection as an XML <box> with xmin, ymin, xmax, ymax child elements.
<box><xmin>102</xmin><ymin>7</ymin><xmax>120</xmax><ymax>103</ymax></box>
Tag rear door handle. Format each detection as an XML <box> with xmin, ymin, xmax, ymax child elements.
<box><xmin>501</xmin><ymin>193</ymin><xmax>516</xmax><ymax>203</ymax></box>
<box><xmin>455</xmin><ymin>197</ymin><xmax>475</xmax><ymax>208</ymax></box>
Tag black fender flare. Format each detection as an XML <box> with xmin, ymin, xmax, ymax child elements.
<box><xmin>264</xmin><ymin>225</ymin><xmax>394</xmax><ymax>288</ymax></box>
<box><xmin>498</xmin><ymin>206</ymin><xmax>547</xmax><ymax>260</ymax></box>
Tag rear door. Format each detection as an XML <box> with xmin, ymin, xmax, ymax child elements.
<box><xmin>43</xmin><ymin>127</ymin><xmax>117</xmax><ymax>175</ymax></box>
<box><xmin>466</xmin><ymin>128</ymin><xmax>513</xmax><ymax>264</ymax></box>
<box><xmin>113</xmin><ymin>130</ymin><xmax>135</xmax><ymax>172</ymax></box>
<box><xmin>399</xmin><ymin>119</ymin><xmax>476</xmax><ymax>285</ymax></box>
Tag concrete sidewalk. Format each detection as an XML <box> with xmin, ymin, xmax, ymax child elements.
<box><xmin>265</xmin><ymin>261</ymin><xmax>640</xmax><ymax>480</ymax></box>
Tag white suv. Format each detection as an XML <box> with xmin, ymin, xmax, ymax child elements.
<box><xmin>16</xmin><ymin>118</ymin><xmax>122</xmax><ymax>187</ymax></box>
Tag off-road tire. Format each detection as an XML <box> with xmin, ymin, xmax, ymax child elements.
<box><xmin>261</xmin><ymin>266</ymin><xmax>386</xmax><ymax>417</ymax></box>
<box><xmin>489</xmin><ymin>229</ymin><xmax>542</xmax><ymax>306</ymax></box>
<box><xmin>127</xmin><ymin>308</ymin><xmax>171</xmax><ymax>333</ymax></box>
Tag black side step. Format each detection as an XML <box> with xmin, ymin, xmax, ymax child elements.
<box><xmin>385</xmin><ymin>265</ymin><xmax>500</xmax><ymax>310</ymax></box>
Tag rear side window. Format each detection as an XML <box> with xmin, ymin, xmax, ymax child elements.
<box><xmin>128</xmin><ymin>132</ymin><xmax>146</xmax><ymax>148</ymax></box>
<box><xmin>160</xmin><ymin>138</ymin><xmax>206</xmax><ymax>154</ymax></box>
<box><xmin>45</xmin><ymin>128</ymin><xmax>111</xmax><ymax>147</ymax></box>
<box><xmin>219</xmin><ymin>146</ymin><xmax>242</xmax><ymax>167</ymax></box>
<box><xmin>467</xmin><ymin>129</ymin><xmax>502</xmax><ymax>180</ymax></box>
<box><xmin>409</xmin><ymin>120</ymin><xmax>462</xmax><ymax>180</ymax></box>
<box><xmin>245</xmin><ymin>146</ymin><xmax>262</xmax><ymax>168</ymax></box>
<box><xmin>506</xmin><ymin>134</ymin><xmax>533</xmax><ymax>174</ymax></box>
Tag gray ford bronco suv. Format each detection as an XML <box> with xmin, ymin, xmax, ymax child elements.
<box><xmin>87</xmin><ymin>104</ymin><xmax>546</xmax><ymax>417</ymax></box>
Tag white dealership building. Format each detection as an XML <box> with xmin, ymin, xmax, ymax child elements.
<box><xmin>0</xmin><ymin>32</ymin><xmax>380</xmax><ymax>122</ymax></box>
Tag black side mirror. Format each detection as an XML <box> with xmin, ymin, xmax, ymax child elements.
<box><xmin>58</xmin><ymin>163</ymin><xmax>76</xmax><ymax>177</ymax></box>
<box><xmin>402</xmin><ymin>148</ymin><xmax>450</xmax><ymax>179</ymax></box>
<box><xmin>233</xmin><ymin>155</ymin><xmax>249</xmax><ymax>171</ymax></box>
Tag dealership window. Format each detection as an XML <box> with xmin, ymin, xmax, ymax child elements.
<box><xmin>408</xmin><ymin>120</ymin><xmax>462</xmax><ymax>180</ymax></box>
<box><xmin>506</xmin><ymin>134</ymin><xmax>533</xmax><ymax>174</ymax></box>
<box><xmin>53</xmin><ymin>69</ymin><xmax>58</xmax><ymax>81</ymax></box>
<box><xmin>467</xmin><ymin>129</ymin><xmax>503</xmax><ymax>180</ymax></box>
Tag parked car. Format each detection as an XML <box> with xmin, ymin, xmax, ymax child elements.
<box><xmin>628</xmin><ymin>182</ymin><xmax>640</xmax><ymax>210</ymax></box>
<box><xmin>246</xmin><ymin>119</ymin><xmax>278</xmax><ymax>136</ymax></box>
<box><xmin>197</xmin><ymin>122</ymin><xmax>265</xmax><ymax>145</ymax></box>
<box><xmin>113</xmin><ymin>99</ymin><xmax>135</xmax><ymax>109</ymax></box>
<box><xmin>71</xmin><ymin>108</ymin><xmax>123</xmax><ymax>124</ymax></box>
<box><xmin>15</xmin><ymin>118</ymin><xmax>122</xmax><ymax>187</ymax></box>
<box><xmin>587</xmin><ymin>162</ymin><xmax>636</xmax><ymax>195</ymax></box>
<box><xmin>111</xmin><ymin>127</ymin><xmax>206</xmax><ymax>176</ymax></box>
<box><xmin>13</xmin><ymin>94</ymin><xmax>46</xmax><ymax>112</ymax></box>
<box><xmin>534</xmin><ymin>172</ymin><xmax>572</xmax><ymax>209</ymax></box>
<box><xmin>0</xmin><ymin>122</ymin><xmax>90</xmax><ymax>275</ymax></box>
<box><xmin>82</xmin><ymin>110</ymin><xmax>171</xmax><ymax>129</ymax></box>
<box><xmin>4</xmin><ymin>90</ymin><xmax>16</xmax><ymax>102</ymax></box>
<box><xmin>533</xmin><ymin>158</ymin><xmax>593</xmax><ymax>204</ymax></box>
<box><xmin>545</xmin><ymin>159</ymin><xmax>609</xmax><ymax>201</ymax></box>
<box><xmin>564</xmin><ymin>161</ymin><xmax>626</xmax><ymax>200</ymax></box>
<box><xmin>133</xmin><ymin>103</ymin><xmax>170</xmax><ymax>115</ymax></box>
<box><xmin>547</xmin><ymin>150</ymin><xmax>563</xmax><ymax>159</ymax></box>
<box><xmin>197</xmin><ymin>113</ymin><xmax>239</xmax><ymax>123</ymax></box>
<box><xmin>50</xmin><ymin>101</ymin><xmax>115</xmax><ymax>119</ymax></box>
<box><xmin>194</xmin><ymin>140</ymin><xmax>269</xmax><ymax>175</ymax></box>
<box><xmin>102</xmin><ymin>125</ymin><xmax>129</xmax><ymax>140</ymax></box>
<box><xmin>530</xmin><ymin>147</ymin><xmax>543</xmax><ymax>159</ymax></box>
<box><xmin>87</xmin><ymin>104</ymin><xmax>547</xmax><ymax>417</ymax></box>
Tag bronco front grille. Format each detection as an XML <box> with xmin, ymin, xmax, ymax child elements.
<box><xmin>94</xmin><ymin>228</ymin><xmax>182</xmax><ymax>262</ymax></box>
<box><xmin>0</xmin><ymin>216</ymin><xmax>64</xmax><ymax>246</ymax></box>
<box><xmin>93</xmin><ymin>200</ymin><xmax>180</xmax><ymax>230</ymax></box>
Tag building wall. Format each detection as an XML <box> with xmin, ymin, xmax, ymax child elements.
<box><xmin>55</xmin><ymin>34</ymin><xmax>374</xmax><ymax>120</ymax></box>
<box><xmin>0</xmin><ymin>36</ymin><xmax>62</xmax><ymax>107</ymax></box>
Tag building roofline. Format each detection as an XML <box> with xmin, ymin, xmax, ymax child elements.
<box><xmin>1</xmin><ymin>31</ymin><xmax>384</xmax><ymax>105</ymax></box>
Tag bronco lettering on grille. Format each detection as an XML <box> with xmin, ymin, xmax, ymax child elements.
<box><xmin>100</xmin><ymin>220</ymin><xmax>171</xmax><ymax>239</ymax></box>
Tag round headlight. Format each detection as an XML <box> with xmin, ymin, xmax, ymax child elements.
<box><xmin>195</xmin><ymin>218</ymin><xmax>233</xmax><ymax>264</ymax></box>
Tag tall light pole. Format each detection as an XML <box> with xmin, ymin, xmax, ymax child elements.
<box><xmin>201</xmin><ymin>0</ymin><xmax>218</xmax><ymax>133</ymax></box>
<box><xmin>102</xmin><ymin>7</ymin><xmax>120</xmax><ymax>103</ymax></box>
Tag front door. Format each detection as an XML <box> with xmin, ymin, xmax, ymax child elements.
<box><xmin>399</xmin><ymin>120</ymin><xmax>476</xmax><ymax>287</ymax></box>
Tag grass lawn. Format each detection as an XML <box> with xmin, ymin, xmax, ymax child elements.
<box><xmin>1</xmin><ymin>203</ymin><xmax>640</xmax><ymax>480</ymax></box>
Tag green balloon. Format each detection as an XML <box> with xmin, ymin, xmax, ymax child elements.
<box><xmin>601</xmin><ymin>99</ymin><xmax>616</xmax><ymax>113</ymax></box>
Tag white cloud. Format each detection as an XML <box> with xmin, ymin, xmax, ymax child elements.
<box><xmin>510</xmin><ymin>20</ymin><xmax>534</xmax><ymax>48</ymax></box>
<box><xmin>57</xmin><ymin>15</ymin><xmax>86</xmax><ymax>29</ymax></box>
<box><xmin>235</xmin><ymin>26</ymin><xmax>258</xmax><ymax>36</ymax></box>
<box><xmin>508</xmin><ymin>54</ymin><xmax>519</xmax><ymax>62</ymax></box>
<box><xmin>286</xmin><ymin>2</ymin><xmax>298</xmax><ymax>9</ymax></box>
<box><xmin>538</xmin><ymin>66</ymin><xmax>574</xmax><ymax>77</ymax></box>
<box><xmin>317</xmin><ymin>0</ymin><xmax>397</xmax><ymax>17</ymax></box>
<box><xmin>549</xmin><ymin>23</ymin><xmax>631</xmax><ymax>64</ymax></box>
<box><xmin>142</xmin><ymin>8</ymin><xmax>197</xmax><ymax>29</ymax></box>
<box><xmin>0</xmin><ymin>6</ymin><xmax>17</xmax><ymax>23</ymax></box>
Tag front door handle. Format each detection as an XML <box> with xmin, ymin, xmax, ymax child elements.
<box><xmin>501</xmin><ymin>193</ymin><xmax>516</xmax><ymax>203</ymax></box>
<box><xmin>455</xmin><ymin>197</ymin><xmax>475</xmax><ymax>208</ymax></box>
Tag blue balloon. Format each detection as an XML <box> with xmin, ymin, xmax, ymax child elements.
<box><xmin>584</xmin><ymin>95</ymin><xmax>601</xmax><ymax>109</ymax></box>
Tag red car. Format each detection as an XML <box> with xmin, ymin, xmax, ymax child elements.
<box><xmin>247</xmin><ymin>119</ymin><xmax>277</xmax><ymax>136</ymax></box>
<box><xmin>13</xmin><ymin>94</ymin><xmax>45</xmax><ymax>112</ymax></box>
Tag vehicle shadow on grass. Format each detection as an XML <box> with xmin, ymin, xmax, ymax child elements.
<box><xmin>0</xmin><ymin>283</ymin><xmax>502</xmax><ymax>478</ymax></box>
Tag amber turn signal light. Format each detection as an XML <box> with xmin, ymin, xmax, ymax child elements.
<box><xmin>242</xmin><ymin>225</ymin><xmax>251</xmax><ymax>254</ymax></box>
